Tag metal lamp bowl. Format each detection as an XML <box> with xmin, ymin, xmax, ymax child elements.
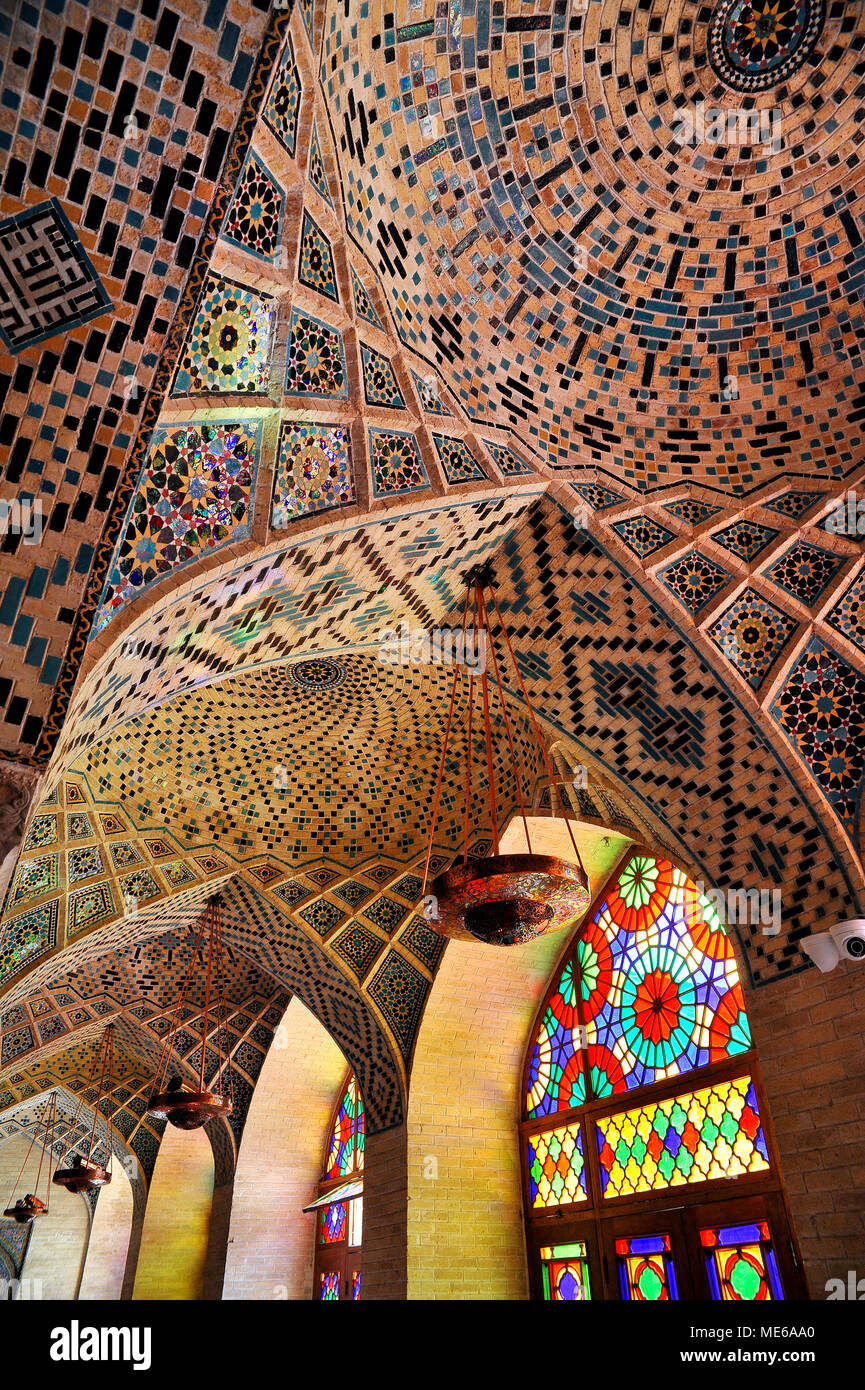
<box><xmin>430</xmin><ymin>852</ymin><xmax>591</xmax><ymax>945</ymax></box>
<box><xmin>147</xmin><ymin>1089</ymin><xmax>233</xmax><ymax>1130</ymax></box>
<box><xmin>53</xmin><ymin>1160</ymin><xmax>112</xmax><ymax>1194</ymax></box>
<box><xmin>2</xmin><ymin>1196</ymin><xmax>48</xmax><ymax>1224</ymax></box>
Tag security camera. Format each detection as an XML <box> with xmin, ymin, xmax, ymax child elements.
<box><xmin>801</xmin><ymin>919</ymin><xmax>865</xmax><ymax>973</ymax></box>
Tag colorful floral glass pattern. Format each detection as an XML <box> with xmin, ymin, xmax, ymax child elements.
<box><xmin>0</xmin><ymin>899</ymin><xmax>58</xmax><ymax>983</ymax></box>
<box><xmin>263</xmin><ymin>41</ymin><xmax>300</xmax><ymax>154</ymax></box>
<box><xmin>596</xmin><ymin>1075</ymin><xmax>770</xmax><ymax>1199</ymax></box>
<box><xmin>701</xmin><ymin>1221</ymin><xmax>784</xmax><ymax>1300</ymax></box>
<box><xmin>432</xmin><ymin>433</ymin><xmax>484</xmax><ymax>484</ymax></box>
<box><xmin>661</xmin><ymin>552</ymin><xmax>731</xmax><ymax>613</ymax></box>
<box><xmin>319</xmin><ymin>1202</ymin><xmax>347</xmax><ymax>1244</ymax></box>
<box><xmin>298</xmin><ymin>211</ymin><xmax>339</xmax><ymax>302</ymax></box>
<box><xmin>174</xmin><ymin>274</ymin><xmax>273</xmax><ymax>393</ymax></box>
<box><xmin>93</xmin><ymin>422</ymin><xmax>261</xmax><ymax>634</ymax></box>
<box><xmin>763</xmin><ymin>541</ymin><xmax>843</xmax><ymax>607</ymax></box>
<box><xmin>613</xmin><ymin>516</ymin><xmax>675</xmax><ymax>559</ymax></box>
<box><xmin>350</xmin><ymin>266</ymin><xmax>384</xmax><ymax>329</ymax></box>
<box><xmin>540</xmin><ymin>1242</ymin><xmax>591</xmax><ymax>1301</ymax></box>
<box><xmin>710</xmin><ymin>588</ymin><xmax>798</xmax><ymax>689</ymax></box>
<box><xmin>827</xmin><ymin>572</ymin><xmax>865</xmax><ymax>653</ymax></box>
<box><xmin>770</xmin><ymin>638</ymin><xmax>865</xmax><ymax>830</ymax></box>
<box><xmin>326</xmin><ymin>1075</ymin><xmax>365</xmax><ymax>1178</ymax></box>
<box><xmin>284</xmin><ymin>311</ymin><xmax>348</xmax><ymax>399</ymax></box>
<box><xmin>272</xmin><ymin>421</ymin><xmax>354</xmax><ymax>525</ymax></box>
<box><xmin>222</xmin><ymin>153</ymin><xmax>284</xmax><ymax>260</ymax></box>
<box><xmin>369</xmin><ymin>428</ymin><xmax>428</xmax><ymax>497</ymax></box>
<box><xmin>616</xmin><ymin>1233</ymin><xmax>679</xmax><ymax>1301</ymax></box>
<box><xmin>711</xmin><ymin>519</ymin><xmax>779</xmax><ymax>562</ymax></box>
<box><xmin>361</xmin><ymin>345</ymin><xmax>404</xmax><ymax>408</ymax></box>
<box><xmin>526</xmin><ymin>856</ymin><xmax>751</xmax><ymax>1116</ymax></box>
<box><xmin>527</xmin><ymin>1121</ymin><xmax>587</xmax><ymax>1208</ymax></box>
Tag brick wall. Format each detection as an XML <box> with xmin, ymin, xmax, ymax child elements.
<box><xmin>364</xmin><ymin>1122</ymin><xmax>408</xmax><ymax>1299</ymax></box>
<box><xmin>132</xmin><ymin>1124</ymin><xmax>213</xmax><ymax>1300</ymax></box>
<box><xmin>78</xmin><ymin>1162</ymin><xmax>133</xmax><ymax>1300</ymax></box>
<box><xmin>748</xmin><ymin>958</ymin><xmax>865</xmax><ymax>1297</ymax></box>
<box><xmin>222</xmin><ymin>997</ymin><xmax>348</xmax><ymax>1300</ymax></box>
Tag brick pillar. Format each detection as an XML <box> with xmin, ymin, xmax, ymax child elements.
<box><xmin>132</xmin><ymin>1124</ymin><xmax>214</xmax><ymax>1300</ymax></box>
<box><xmin>748</xmin><ymin>961</ymin><xmax>865</xmax><ymax>1295</ymax></box>
<box><xmin>201</xmin><ymin>1179</ymin><xmax>234</xmax><ymax>1299</ymax></box>
<box><xmin>79</xmin><ymin>1163</ymin><xmax>134</xmax><ymax>1300</ymax></box>
<box><xmin>362</xmin><ymin>1121</ymin><xmax>408</xmax><ymax>1300</ymax></box>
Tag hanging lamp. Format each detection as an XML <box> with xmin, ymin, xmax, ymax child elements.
<box><xmin>2</xmin><ymin>1091</ymin><xmax>58</xmax><ymax>1223</ymax></box>
<box><xmin>146</xmin><ymin>894</ymin><xmax>234</xmax><ymax>1129</ymax></box>
<box><xmin>421</xmin><ymin>563</ymin><xmax>591</xmax><ymax>946</ymax></box>
<box><xmin>53</xmin><ymin>1025</ymin><xmax>115</xmax><ymax>1195</ymax></box>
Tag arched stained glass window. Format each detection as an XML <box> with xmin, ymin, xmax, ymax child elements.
<box><xmin>325</xmin><ymin>1074</ymin><xmax>364</xmax><ymax>1179</ymax></box>
<box><xmin>521</xmin><ymin>851</ymin><xmax>806</xmax><ymax>1303</ymax></box>
<box><xmin>311</xmin><ymin>1072</ymin><xmax>363</xmax><ymax>1300</ymax></box>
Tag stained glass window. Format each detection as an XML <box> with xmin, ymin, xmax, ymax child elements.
<box><xmin>595</xmin><ymin>1075</ymin><xmax>769</xmax><ymax>1199</ymax></box>
<box><xmin>616</xmin><ymin>1234</ymin><xmax>679</xmax><ymax>1301</ymax></box>
<box><xmin>540</xmin><ymin>1243</ymin><xmax>591</xmax><ymax>1301</ymax></box>
<box><xmin>352</xmin><ymin>1270</ymin><xmax>361</xmax><ymax>1301</ymax></box>
<box><xmin>701</xmin><ymin>1222</ymin><xmax>784</xmax><ymax>1301</ymax></box>
<box><xmin>319</xmin><ymin>1272</ymin><xmax>340</xmax><ymax>1301</ymax></box>
<box><xmin>527</xmin><ymin>1121</ymin><xmax>586</xmax><ymax>1209</ymax></box>
<box><xmin>526</xmin><ymin>855</ymin><xmax>752</xmax><ymax>1116</ymax></box>
<box><xmin>318</xmin><ymin>1202</ymin><xmax>347</xmax><ymax>1245</ymax></box>
<box><xmin>325</xmin><ymin>1075</ymin><xmax>364</xmax><ymax>1178</ymax></box>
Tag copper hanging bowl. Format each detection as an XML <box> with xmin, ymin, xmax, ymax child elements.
<box><xmin>2</xmin><ymin>1194</ymin><xmax>48</xmax><ymax>1224</ymax></box>
<box><xmin>431</xmin><ymin>852</ymin><xmax>591</xmax><ymax>945</ymax></box>
<box><xmin>53</xmin><ymin>1158</ymin><xmax>112</xmax><ymax>1195</ymax></box>
<box><xmin>147</xmin><ymin>1087</ymin><xmax>233</xmax><ymax>1130</ymax></box>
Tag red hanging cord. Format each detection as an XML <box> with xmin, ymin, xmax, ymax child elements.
<box><xmin>478</xmin><ymin>583</ymin><xmax>532</xmax><ymax>854</ymax></box>
<box><xmin>421</xmin><ymin>588</ymin><xmax>471</xmax><ymax>894</ymax></box>
<box><xmin>84</xmin><ymin>1027</ymin><xmax>111</xmax><ymax>1162</ymax></box>
<box><xmin>199</xmin><ymin>899</ymin><xmax>215</xmax><ymax>1093</ymax></box>
<box><xmin>462</xmin><ymin>584</ymin><xmax>478</xmax><ymax>866</ymax></box>
<box><xmin>477</xmin><ymin>578</ymin><xmax>500</xmax><ymax>855</ymax></box>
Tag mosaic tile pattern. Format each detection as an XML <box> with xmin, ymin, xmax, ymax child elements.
<box><xmin>0</xmin><ymin>900</ymin><xmax>58</xmax><ymax>984</ymax></box>
<box><xmin>298</xmin><ymin>211</ymin><xmax>339</xmax><ymax>302</ymax></box>
<box><xmin>331</xmin><ymin>923</ymin><xmax>386</xmax><ymax>980</ymax></box>
<box><xmin>361</xmin><ymin>345</ymin><xmax>405</xmax><ymax>408</ymax></box>
<box><xmin>711</xmin><ymin>520</ymin><xmax>780</xmax><ymax>563</ymax></box>
<box><xmin>263</xmin><ymin>37</ymin><xmax>301</xmax><ymax>154</ymax></box>
<box><xmin>663</xmin><ymin>500</ymin><xmax>723</xmax><ymax>526</ymax></box>
<box><xmin>284</xmin><ymin>311</ymin><xmax>348</xmax><ymax>399</ymax></box>
<box><xmin>67</xmin><ymin>813</ymin><xmax>93</xmax><ymax>841</ymax></box>
<box><xmin>764</xmin><ymin>490</ymin><xmax>827</xmax><ymax>521</ymax></box>
<box><xmin>571</xmin><ymin>483</ymin><xmax>624</xmax><ymax>510</ymax></box>
<box><xmin>22</xmin><ymin>816</ymin><xmax>57</xmax><ymax>853</ymax></box>
<box><xmin>411</xmin><ymin>369</ymin><xmax>451</xmax><ymax>417</ymax></box>
<box><xmin>660</xmin><ymin>553</ymin><xmax>732</xmax><ymax>615</ymax></box>
<box><xmin>398</xmin><ymin>915</ymin><xmax>447</xmax><ymax>973</ymax></box>
<box><xmin>332</xmin><ymin>879</ymin><xmax>374</xmax><ymax>907</ymax></box>
<box><xmin>613</xmin><ymin>516</ymin><xmax>675</xmax><ymax>560</ymax></box>
<box><xmin>307</xmin><ymin>120</ymin><xmax>333</xmax><ymax>206</ymax></box>
<box><xmin>222</xmin><ymin>151</ymin><xmax>285</xmax><ymax>261</ymax></box>
<box><xmin>368</xmin><ymin>950</ymin><xmax>430</xmax><ymax>1063</ymax></box>
<box><xmin>350</xmin><ymin>266</ymin><xmax>385</xmax><ymax>330</ymax></box>
<box><xmin>368</xmin><ymin>428</ymin><xmax>429</xmax><ymax>497</ymax></box>
<box><xmin>68</xmin><ymin>846</ymin><xmax>105</xmax><ymax>884</ymax></box>
<box><xmin>483</xmin><ymin>440</ymin><xmax>533</xmax><ymax>477</ymax></box>
<box><xmin>174</xmin><ymin>274</ymin><xmax>274</xmax><ymax>394</ymax></box>
<box><xmin>273</xmin><ymin>880</ymin><xmax>314</xmax><ymax>908</ymax></box>
<box><xmin>710</xmin><ymin>589</ymin><xmax>798</xmax><ymax>690</ymax></box>
<box><xmin>272</xmin><ymin>421</ymin><xmax>354</xmax><ymax>524</ymax></box>
<box><xmin>68</xmin><ymin>883</ymin><xmax>115</xmax><ymax>936</ymax></box>
<box><xmin>298</xmin><ymin>898</ymin><xmax>347</xmax><ymax>938</ymax></box>
<box><xmin>93</xmin><ymin>421</ymin><xmax>263</xmax><ymax>634</ymax></box>
<box><xmin>827</xmin><ymin>572</ymin><xmax>865</xmax><ymax>653</ymax></box>
<box><xmin>10</xmin><ymin>855</ymin><xmax>58</xmax><ymax>906</ymax></box>
<box><xmin>771</xmin><ymin>638</ymin><xmax>865</xmax><ymax>833</ymax></box>
<box><xmin>362</xmin><ymin>896</ymin><xmax>408</xmax><ymax>936</ymax></box>
<box><xmin>432</xmin><ymin>433</ymin><xmax>485</xmax><ymax>484</ymax></box>
<box><xmin>109</xmin><ymin>843</ymin><xmax>143</xmax><ymax>870</ymax></box>
<box><xmin>0</xmin><ymin>198</ymin><xmax>112</xmax><ymax>353</ymax></box>
<box><xmin>162</xmin><ymin>862</ymin><xmax>197</xmax><ymax>889</ymax></box>
<box><xmin>764</xmin><ymin>542</ymin><xmax>844</xmax><ymax>607</ymax></box>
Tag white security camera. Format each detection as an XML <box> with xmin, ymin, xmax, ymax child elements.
<box><xmin>801</xmin><ymin>919</ymin><xmax>865</xmax><ymax>973</ymax></box>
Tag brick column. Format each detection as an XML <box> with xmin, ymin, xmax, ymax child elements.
<box><xmin>363</xmin><ymin>1121</ymin><xmax>408</xmax><ymax>1300</ymax></box>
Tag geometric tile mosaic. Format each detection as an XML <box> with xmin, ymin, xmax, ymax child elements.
<box><xmin>771</xmin><ymin>638</ymin><xmax>865</xmax><ymax>833</ymax></box>
<box><xmin>22</xmin><ymin>816</ymin><xmax>58</xmax><ymax>853</ymax></box>
<box><xmin>298</xmin><ymin>898</ymin><xmax>347</xmax><ymax>938</ymax></box>
<box><xmin>826</xmin><ymin>571</ymin><xmax>865</xmax><ymax>653</ymax></box>
<box><xmin>173</xmin><ymin>274</ymin><xmax>274</xmax><ymax>394</ymax></box>
<box><xmin>10</xmin><ymin>855</ymin><xmax>58</xmax><ymax>907</ymax></box>
<box><xmin>0</xmin><ymin>198</ymin><xmax>112</xmax><ymax>353</ymax></box>
<box><xmin>109</xmin><ymin>843</ymin><xmax>144</xmax><ymax>871</ymax></box>
<box><xmin>68</xmin><ymin>882</ymin><xmax>115</xmax><ymax>936</ymax></box>
<box><xmin>284</xmin><ymin>311</ymin><xmax>348</xmax><ymax>399</ymax></box>
<box><xmin>307</xmin><ymin>120</ymin><xmax>333</xmax><ymax>207</ymax></box>
<box><xmin>412</xmin><ymin>369</ymin><xmax>451</xmax><ymax>417</ymax></box>
<box><xmin>662</xmin><ymin>499</ymin><xmax>723</xmax><ymax>526</ymax></box>
<box><xmin>361</xmin><ymin>345</ymin><xmax>405</xmax><ymax>408</ymax></box>
<box><xmin>92</xmin><ymin>420</ymin><xmax>263</xmax><ymax>635</ymax></box>
<box><xmin>298</xmin><ymin>211</ymin><xmax>339</xmax><ymax>302</ymax></box>
<box><xmin>68</xmin><ymin>845</ymin><xmax>105</xmax><ymax>884</ymax></box>
<box><xmin>120</xmin><ymin>870</ymin><xmax>162</xmax><ymax>904</ymax></box>
<box><xmin>483</xmin><ymin>439</ymin><xmax>533</xmax><ymax>476</ymax></box>
<box><xmin>361</xmin><ymin>896</ymin><xmax>408</xmax><ymax>936</ymax></box>
<box><xmin>432</xmin><ymin>433</ymin><xmax>485</xmax><ymax>484</ymax></box>
<box><xmin>368</xmin><ymin>428</ymin><xmax>429</xmax><ymax>497</ymax></box>
<box><xmin>222</xmin><ymin>151</ymin><xmax>285</xmax><ymax>261</ymax></box>
<box><xmin>397</xmin><ymin>915</ymin><xmax>447</xmax><ymax>973</ymax></box>
<box><xmin>711</xmin><ymin>520</ymin><xmax>780</xmax><ymax>563</ymax></box>
<box><xmin>0</xmin><ymin>900</ymin><xmax>59</xmax><ymax>984</ymax></box>
<box><xmin>263</xmin><ymin>39</ymin><xmax>301</xmax><ymax>155</ymax></box>
<box><xmin>571</xmin><ymin>482</ymin><xmax>623</xmax><ymax>510</ymax></box>
<box><xmin>764</xmin><ymin>490</ymin><xmax>827</xmax><ymax>521</ymax></box>
<box><xmin>272</xmin><ymin>420</ymin><xmax>354</xmax><ymax>524</ymax></box>
<box><xmin>660</xmin><ymin>552</ymin><xmax>732</xmax><ymax>614</ymax></box>
<box><xmin>709</xmin><ymin>588</ymin><xmax>798</xmax><ymax>690</ymax></box>
<box><xmin>763</xmin><ymin>542</ymin><xmax>844</xmax><ymax>608</ymax></box>
<box><xmin>331</xmin><ymin>923</ymin><xmax>386</xmax><ymax>981</ymax></box>
<box><xmin>67</xmin><ymin>813</ymin><xmax>95</xmax><ymax>841</ymax></box>
<box><xmin>367</xmin><ymin>950</ymin><xmax>430</xmax><ymax>1064</ymax></box>
<box><xmin>332</xmin><ymin>880</ymin><xmax>374</xmax><ymax>908</ymax></box>
<box><xmin>350</xmin><ymin>266</ymin><xmax>385</xmax><ymax>330</ymax></box>
<box><xmin>613</xmin><ymin>515</ymin><xmax>675</xmax><ymax>559</ymax></box>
